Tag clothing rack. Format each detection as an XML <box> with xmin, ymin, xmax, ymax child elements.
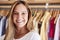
<box><xmin>0</xmin><ymin>1</ymin><xmax>60</xmax><ymax>16</ymax></box>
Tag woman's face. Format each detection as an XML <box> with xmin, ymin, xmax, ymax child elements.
<box><xmin>12</xmin><ymin>4</ymin><xmax>28</xmax><ymax>28</ymax></box>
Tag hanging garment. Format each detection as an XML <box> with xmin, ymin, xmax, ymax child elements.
<box><xmin>46</xmin><ymin>16</ymin><xmax>51</xmax><ymax>40</ymax></box>
<box><xmin>33</xmin><ymin>11</ymin><xmax>43</xmax><ymax>33</ymax></box>
<box><xmin>48</xmin><ymin>17</ymin><xmax>56</xmax><ymax>40</ymax></box>
<box><xmin>0</xmin><ymin>16</ymin><xmax>3</xmax><ymax>36</ymax></box>
<box><xmin>59</xmin><ymin>20</ymin><xmax>60</xmax><ymax>40</ymax></box>
<box><xmin>0</xmin><ymin>16</ymin><xmax>7</xmax><ymax>36</ymax></box>
<box><xmin>33</xmin><ymin>17</ymin><xmax>39</xmax><ymax>33</ymax></box>
<box><xmin>40</xmin><ymin>11</ymin><xmax>51</xmax><ymax>40</ymax></box>
<box><xmin>54</xmin><ymin>14</ymin><xmax>60</xmax><ymax>40</ymax></box>
<box><xmin>0</xmin><ymin>16</ymin><xmax>3</xmax><ymax>21</ymax></box>
<box><xmin>38</xmin><ymin>22</ymin><xmax>42</xmax><ymax>34</ymax></box>
<box><xmin>2</xmin><ymin>16</ymin><xmax>7</xmax><ymax>36</ymax></box>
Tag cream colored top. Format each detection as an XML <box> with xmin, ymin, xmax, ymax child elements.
<box><xmin>13</xmin><ymin>30</ymin><xmax>41</xmax><ymax>40</ymax></box>
<box><xmin>0</xmin><ymin>30</ymin><xmax>41</xmax><ymax>40</ymax></box>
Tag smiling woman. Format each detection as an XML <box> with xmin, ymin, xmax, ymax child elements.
<box><xmin>2</xmin><ymin>1</ymin><xmax>40</xmax><ymax>40</ymax></box>
<box><xmin>12</xmin><ymin>4</ymin><xmax>28</xmax><ymax>30</ymax></box>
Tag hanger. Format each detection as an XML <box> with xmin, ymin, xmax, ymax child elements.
<box><xmin>36</xmin><ymin>10</ymin><xmax>43</xmax><ymax>22</ymax></box>
<box><xmin>54</xmin><ymin>10</ymin><xmax>60</xmax><ymax>24</ymax></box>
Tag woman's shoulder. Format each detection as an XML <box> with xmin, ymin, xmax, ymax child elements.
<box><xmin>30</xmin><ymin>30</ymin><xmax>39</xmax><ymax>35</ymax></box>
<box><xmin>29</xmin><ymin>30</ymin><xmax>41</xmax><ymax>40</ymax></box>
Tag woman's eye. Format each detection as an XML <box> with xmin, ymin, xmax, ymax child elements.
<box><xmin>22</xmin><ymin>13</ymin><xmax>25</xmax><ymax>15</ymax></box>
<box><xmin>13</xmin><ymin>12</ymin><xmax>18</xmax><ymax>15</ymax></box>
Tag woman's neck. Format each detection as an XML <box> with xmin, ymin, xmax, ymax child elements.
<box><xmin>14</xmin><ymin>26</ymin><xmax>29</xmax><ymax>39</ymax></box>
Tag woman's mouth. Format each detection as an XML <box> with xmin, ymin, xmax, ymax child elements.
<box><xmin>16</xmin><ymin>20</ymin><xmax>24</xmax><ymax>24</ymax></box>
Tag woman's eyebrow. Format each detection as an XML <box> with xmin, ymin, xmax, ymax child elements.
<box><xmin>13</xmin><ymin>10</ymin><xmax>16</xmax><ymax>12</ymax></box>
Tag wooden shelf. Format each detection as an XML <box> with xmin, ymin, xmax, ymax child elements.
<box><xmin>0</xmin><ymin>1</ymin><xmax>60</xmax><ymax>9</ymax></box>
<box><xmin>0</xmin><ymin>5</ymin><xmax>11</xmax><ymax>9</ymax></box>
<box><xmin>0</xmin><ymin>1</ymin><xmax>15</xmax><ymax>5</ymax></box>
<box><xmin>0</xmin><ymin>1</ymin><xmax>60</xmax><ymax>5</ymax></box>
<box><xmin>29</xmin><ymin>5</ymin><xmax>60</xmax><ymax>8</ymax></box>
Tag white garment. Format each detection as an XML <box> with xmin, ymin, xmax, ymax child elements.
<box><xmin>13</xmin><ymin>30</ymin><xmax>41</xmax><ymax>40</ymax></box>
<box><xmin>0</xmin><ymin>30</ymin><xmax>41</xmax><ymax>40</ymax></box>
<box><xmin>54</xmin><ymin>14</ymin><xmax>60</xmax><ymax>40</ymax></box>
<box><xmin>0</xmin><ymin>35</ymin><xmax>5</xmax><ymax>40</ymax></box>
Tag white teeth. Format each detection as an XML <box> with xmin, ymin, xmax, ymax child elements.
<box><xmin>16</xmin><ymin>20</ymin><xmax>23</xmax><ymax>23</ymax></box>
<box><xmin>17</xmin><ymin>21</ymin><xmax>22</xmax><ymax>23</ymax></box>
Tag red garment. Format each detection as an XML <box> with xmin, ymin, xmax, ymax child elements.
<box><xmin>49</xmin><ymin>17</ymin><xmax>55</xmax><ymax>38</ymax></box>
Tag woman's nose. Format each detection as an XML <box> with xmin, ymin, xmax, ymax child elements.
<box><xmin>17</xmin><ymin>13</ymin><xmax>23</xmax><ymax>19</ymax></box>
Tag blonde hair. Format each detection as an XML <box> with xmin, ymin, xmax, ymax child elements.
<box><xmin>4</xmin><ymin>1</ymin><xmax>34</xmax><ymax>40</ymax></box>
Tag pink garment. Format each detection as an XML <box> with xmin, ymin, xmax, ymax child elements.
<box><xmin>49</xmin><ymin>17</ymin><xmax>55</xmax><ymax>38</ymax></box>
<box><xmin>54</xmin><ymin>14</ymin><xmax>60</xmax><ymax>40</ymax></box>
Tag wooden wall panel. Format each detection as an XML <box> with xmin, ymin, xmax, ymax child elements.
<box><xmin>0</xmin><ymin>0</ymin><xmax>60</xmax><ymax>3</ymax></box>
<box><xmin>27</xmin><ymin>0</ymin><xmax>60</xmax><ymax>3</ymax></box>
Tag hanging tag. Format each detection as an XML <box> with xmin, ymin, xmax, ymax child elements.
<box><xmin>45</xmin><ymin>3</ymin><xmax>49</xmax><ymax>9</ymax></box>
